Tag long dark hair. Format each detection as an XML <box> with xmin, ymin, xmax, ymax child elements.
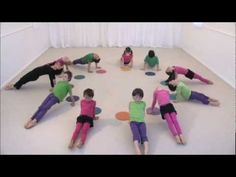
<box><xmin>123</xmin><ymin>47</ymin><xmax>133</xmax><ymax>55</ymax></box>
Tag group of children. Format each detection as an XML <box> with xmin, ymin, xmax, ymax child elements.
<box><xmin>4</xmin><ymin>47</ymin><xmax>220</xmax><ymax>154</ymax></box>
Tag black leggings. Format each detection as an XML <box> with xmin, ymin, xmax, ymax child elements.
<box><xmin>14</xmin><ymin>70</ymin><xmax>40</xmax><ymax>89</ymax></box>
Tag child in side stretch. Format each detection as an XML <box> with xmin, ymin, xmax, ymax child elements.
<box><xmin>68</xmin><ymin>88</ymin><xmax>99</xmax><ymax>149</ymax></box>
<box><xmin>72</xmin><ymin>53</ymin><xmax>101</xmax><ymax>73</ymax></box>
<box><xmin>120</xmin><ymin>47</ymin><xmax>133</xmax><ymax>68</ymax></box>
<box><xmin>4</xmin><ymin>56</ymin><xmax>71</xmax><ymax>90</ymax></box>
<box><xmin>142</xmin><ymin>50</ymin><xmax>160</xmax><ymax>71</ymax></box>
<box><xmin>150</xmin><ymin>86</ymin><xmax>185</xmax><ymax>144</ymax></box>
<box><xmin>24</xmin><ymin>71</ymin><xmax>75</xmax><ymax>129</ymax></box>
<box><xmin>168</xmin><ymin>79</ymin><xmax>220</xmax><ymax>106</ymax></box>
<box><xmin>165</xmin><ymin>66</ymin><xmax>213</xmax><ymax>84</ymax></box>
<box><xmin>129</xmin><ymin>88</ymin><xmax>149</xmax><ymax>155</ymax></box>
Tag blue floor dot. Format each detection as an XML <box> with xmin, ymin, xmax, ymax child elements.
<box><xmin>74</xmin><ymin>75</ymin><xmax>85</xmax><ymax>80</ymax></box>
<box><xmin>95</xmin><ymin>107</ymin><xmax>102</xmax><ymax>115</ymax></box>
<box><xmin>66</xmin><ymin>95</ymin><xmax>80</xmax><ymax>102</ymax></box>
<box><xmin>145</xmin><ymin>72</ymin><xmax>156</xmax><ymax>76</ymax></box>
<box><xmin>170</xmin><ymin>93</ymin><xmax>176</xmax><ymax>100</ymax></box>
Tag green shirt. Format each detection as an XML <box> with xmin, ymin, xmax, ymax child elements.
<box><xmin>81</xmin><ymin>53</ymin><xmax>94</xmax><ymax>63</ymax></box>
<box><xmin>129</xmin><ymin>101</ymin><xmax>146</xmax><ymax>122</ymax></box>
<box><xmin>53</xmin><ymin>81</ymin><xmax>72</xmax><ymax>102</ymax></box>
<box><xmin>144</xmin><ymin>55</ymin><xmax>159</xmax><ymax>67</ymax></box>
<box><xmin>176</xmin><ymin>82</ymin><xmax>191</xmax><ymax>102</ymax></box>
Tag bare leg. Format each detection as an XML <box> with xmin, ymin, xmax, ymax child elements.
<box><xmin>143</xmin><ymin>141</ymin><xmax>149</xmax><ymax>155</ymax></box>
<box><xmin>209</xmin><ymin>101</ymin><xmax>220</xmax><ymax>106</ymax></box>
<box><xmin>68</xmin><ymin>140</ymin><xmax>75</xmax><ymax>149</ymax></box>
<box><xmin>134</xmin><ymin>140</ymin><xmax>142</xmax><ymax>155</ymax></box>
<box><xmin>175</xmin><ymin>135</ymin><xmax>182</xmax><ymax>144</ymax></box>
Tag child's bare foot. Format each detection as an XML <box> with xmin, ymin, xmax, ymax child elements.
<box><xmin>24</xmin><ymin>119</ymin><xmax>37</xmax><ymax>129</ymax></box>
<box><xmin>175</xmin><ymin>135</ymin><xmax>182</xmax><ymax>144</ymax></box>
<box><xmin>4</xmin><ymin>84</ymin><xmax>15</xmax><ymax>90</ymax></box>
<box><xmin>68</xmin><ymin>140</ymin><xmax>75</xmax><ymax>149</ymax></box>
<box><xmin>179</xmin><ymin>134</ymin><xmax>185</xmax><ymax>145</ymax></box>
<box><xmin>207</xmin><ymin>80</ymin><xmax>213</xmax><ymax>84</ymax></box>
<box><xmin>209</xmin><ymin>101</ymin><xmax>220</xmax><ymax>107</ymax></box>
<box><xmin>76</xmin><ymin>140</ymin><xmax>84</xmax><ymax>148</ymax></box>
<box><xmin>209</xmin><ymin>98</ymin><xmax>218</xmax><ymax>102</ymax></box>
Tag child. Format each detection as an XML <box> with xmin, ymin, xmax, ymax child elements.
<box><xmin>165</xmin><ymin>66</ymin><xmax>213</xmax><ymax>84</ymax></box>
<box><xmin>72</xmin><ymin>53</ymin><xmax>101</xmax><ymax>73</ymax></box>
<box><xmin>150</xmin><ymin>86</ymin><xmax>185</xmax><ymax>144</ymax></box>
<box><xmin>4</xmin><ymin>56</ymin><xmax>70</xmax><ymax>90</ymax></box>
<box><xmin>24</xmin><ymin>71</ymin><xmax>75</xmax><ymax>129</ymax></box>
<box><xmin>120</xmin><ymin>47</ymin><xmax>133</xmax><ymax>68</ymax></box>
<box><xmin>68</xmin><ymin>88</ymin><xmax>98</xmax><ymax>149</ymax></box>
<box><xmin>142</xmin><ymin>50</ymin><xmax>160</xmax><ymax>71</ymax></box>
<box><xmin>129</xmin><ymin>88</ymin><xmax>148</xmax><ymax>155</ymax></box>
<box><xmin>168</xmin><ymin>79</ymin><xmax>220</xmax><ymax>106</ymax></box>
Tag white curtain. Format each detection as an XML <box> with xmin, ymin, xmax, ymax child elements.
<box><xmin>49</xmin><ymin>23</ymin><xmax>182</xmax><ymax>48</ymax></box>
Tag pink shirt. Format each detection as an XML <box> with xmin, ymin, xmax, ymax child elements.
<box><xmin>122</xmin><ymin>53</ymin><xmax>133</xmax><ymax>63</ymax></box>
<box><xmin>80</xmin><ymin>99</ymin><xmax>96</xmax><ymax>118</ymax></box>
<box><xmin>173</xmin><ymin>66</ymin><xmax>188</xmax><ymax>75</ymax></box>
<box><xmin>151</xmin><ymin>89</ymin><xmax>170</xmax><ymax>109</ymax></box>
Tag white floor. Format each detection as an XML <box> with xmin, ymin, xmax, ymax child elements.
<box><xmin>1</xmin><ymin>47</ymin><xmax>235</xmax><ymax>154</ymax></box>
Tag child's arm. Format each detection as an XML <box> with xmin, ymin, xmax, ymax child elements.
<box><xmin>69</xmin><ymin>88</ymin><xmax>75</xmax><ymax>106</ymax></box>
<box><xmin>95</xmin><ymin>62</ymin><xmax>101</xmax><ymax>69</ymax></box>
<box><xmin>156</xmin><ymin>64</ymin><xmax>161</xmax><ymax>71</ymax></box>
<box><xmin>88</xmin><ymin>62</ymin><xmax>93</xmax><ymax>73</ymax></box>
<box><xmin>94</xmin><ymin>101</ymin><xmax>99</xmax><ymax>120</ymax></box>
<box><xmin>49</xmin><ymin>74</ymin><xmax>56</xmax><ymax>88</ymax></box>
<box><xmin>130</xmin><ymin>58</ymin><xmax>133</xmax><ymax>68</ymax></box>
<box><xmin>151</xmin><ymin>93</ymin><xmax>157</xmax><ymax>110</ymax></box>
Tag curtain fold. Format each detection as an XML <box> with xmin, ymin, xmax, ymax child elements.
<box><xmin>49</xmin><ymin>23</ymin><xmax>181</xmax><ymax>48</ymax></box>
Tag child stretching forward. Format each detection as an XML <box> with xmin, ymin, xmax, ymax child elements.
<box><xmin>24</xmin><ymin>71</ymin><xmax>75</xmax><ymax>129</ymax></box>
<box><xmin>150</xmin><ymin>86</ymin><xmax>185</xmax><ymax>144</ymax></box>
<box><xmin>129</xmin><ymin>88</ymin><xmax>149</xmax><ymax>155</ymax></box>
<box><xmin>68</xmin><ymin>88</ymin><xmax>99</xmax><ymax>149</ymax></box>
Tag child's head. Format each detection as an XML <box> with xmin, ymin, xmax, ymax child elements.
<box><xmin>148</xmin><ymin>50</ymin><xmax>155</xmax><ymax>58</ymax></box>
<box><xmin>124</xmin><ymin>47</ymin><xmax>133</xmax><ymax>55</ymax></box>
<box><xmin>165</xmin><ymin>66</ymin><xmax>174</xmax><ymax>75</ymax></box>
<box><xmin>93</xmin><ymin>54</ymin><xmax>101</xmax><ymax>63</ymax></box>
<box><xmin>54</xmin><ymin>60</ymin><xmax>65</xmax><ymax>70</ymax></box>
<box><xmin>167</xmin><ymin>80</ymin><xmax>178</xmax><ymax>91</ymax></box>
<box><xmin>83</xmin><ymin>88</ymin><xmax>94</xmax><ymax>100</ymax></box>
<box><xmin>63</xmin><ymin>71</ymin><xmax>73</xmax><ymax>81</ymax></box>
<box><xmin>132</xmin><ymin>88</ymin><xmax>144</xmax><ymax>101</ymax></box>
<box><xmin>62</xmin><ymin>56</ymin><xmax>72</xmax><ymax>65</ymax></box>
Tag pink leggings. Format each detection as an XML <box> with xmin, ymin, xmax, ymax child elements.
<box><xmin>194</xmin><ymin>73</ymin><xmax>210</xmax><ymax>84</ymax></box>
<box><xmin>71</xmin><ymin>122</ymin><xmax>90</xmax><ymax>144</ymax></box>
<box><xmin>164</xmin><ymin>112</ymin><xmax>182</xmax><ymax>136</ymax></box>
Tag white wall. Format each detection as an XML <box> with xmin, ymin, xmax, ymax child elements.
<box><xmin>1</xmin><ymin>23</ymin><xmax>50</xmax><ymax>87</ymax></box>
<box><xmin>180</xmin><ymin>23</ymin><xmax>235</xmax><ymax>88</ymax></box>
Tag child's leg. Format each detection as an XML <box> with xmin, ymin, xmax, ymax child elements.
<box><xmin>14</xmin><ymin>70</ymin><xmax>40</xmax><ymax>89</ymax></box>
<box><xmin>189</xmin><ymin>91</ymin><xmax>210</xmax><ymax>105</ymax></box>
<box><xmin>170</xmin><ymin>112</ymin><xmax>185</xmax><ymax>144</ymax></box>
<box><xmin>32</xmin><ymin>94</ymin><xmax>58</xmax><ymax>122</ymax></box>
<box><xmin>69</xmin><ymin>122</ymin><xmax>83</xmax><ymax>148</ymax></box>
<box><xmin>72</xmin><ymin>58</ymin><xmax>83</xmax><ymax>65</ymax></box>
<box><xmin>78</xmin><ymin>122</ymin><xmax>90</xmax><ymax>146</ymax></box>
<box><xmin>130</xmin><ymin>122</ymin><xmax>142</xmax><ymax>154</ymax></box>
<box><xmin>164</xmin><ymin>113</ymin><xmax>181</xmax><ymax>144</ymax></box>
<box><xmin>193</xmin><ymin>73</ymin><xmax>213</xmax><ymax>84</ymax></box>
<box><xmin>138</xmin><ymin>122</ymin><xmax>148</xmax><ymax>154</ymax></box>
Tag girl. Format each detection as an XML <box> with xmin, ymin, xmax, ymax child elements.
<box><xmin>72</xmin><ymin>53</ymin><xmax>101</xmax><ymax>73</ymax></box>
<box><xmin>120</xmin><ymin>47</ymin><xmax>133</xmax><ymax>68</ymax></box>
<box><xmin>24</xmin><ymin>71</ymin><xmax>75</xmax><ymax>129</ymax></box>
<box><xmin>4</xmin><ymin>56</ymin><xmax>71</xmax><ymax>90</ymax></box>
<box><xmin>165</xmin><ymin>66</ymin><xmax>213</xmax><ymax>85</ymax></box>
<box><xmin>143</xmin><ymin>50</ymin><xmax>160</xmax><ymax>71</ymax></box>
<box><xmin>129</xmin><ymin>88</ymin><xmax>148</xmax><ymax>155</ymax></box>
<box><xmin>68</xmin><ymin>88</ymin><xmax>98</xmax><ymax>149</ymax></box>
<box><xmin>168</xmin><ymin>79</ymin><xmax>220</xmax><ymax>106</ymax></box>
<box><xmin>150</xmin><ymin>86</ymin><xmax>185</xmax><ymax>144</ymax></box>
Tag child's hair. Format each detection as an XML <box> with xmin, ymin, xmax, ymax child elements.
<box><xmin>93</xmin><ymin>58</ymin><xmax>101</xmax><ymax>63</ymax></box>
<box><xmin>166</xmin><ymin>70</ymin><xmax>174</xmax><ymax>75</ymax></box>
<box><xmin>124</xmin><ymin>47</ymin><xmax>133</xmax><ymax>55</ymax></box>
<box><xmin>132</xmin><ymin>88</ymin><xmax>144</xmax><ymax>98</ymax></box>
<box><xmin>83</xmin><ymin>88</ymin><xmax>94</xmax><ymax>98</ymax></box>
<box><xmin>167</xmin><ymin>84</ymin><xmax>177</xmax><ymax>92</ymax></box>
<box><xmin>64</xmin><ymin>71</ymin><xmax>73</xmax><ymax>81</ymax></box>
<box><xmin>148</xmin><ymin>50</ymin><xmax>155</xmax><ymax>58</ymax></box>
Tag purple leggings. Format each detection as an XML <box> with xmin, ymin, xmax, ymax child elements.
<box><xmin>130</xmin><ymin>121</ymin><xmax>148</xmax><ymax>144</ymax></box>
<box><xmin>73</xmin><ymin>58</ymin><xmax>87</xmax><ymax>65</ymax></box>
<box><xmin>189</xmin><ymin>91</ymin><xmax>209</xmax><ymax>104</ymax></box>
<box><xmin>32</xmin><ymin>93</ymin><xmax>59</xmax><ymax>122</ymax></box>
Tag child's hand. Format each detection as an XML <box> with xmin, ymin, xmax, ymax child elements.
<box><xmin>71</xmin><ymin>102</ymin><xmax>75</xmax><ymax>106</ymax></box>
<box><xmin>94</xmin><ymin>116</ymin><xmax>99</xmax><ymax>120</ymax></box>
